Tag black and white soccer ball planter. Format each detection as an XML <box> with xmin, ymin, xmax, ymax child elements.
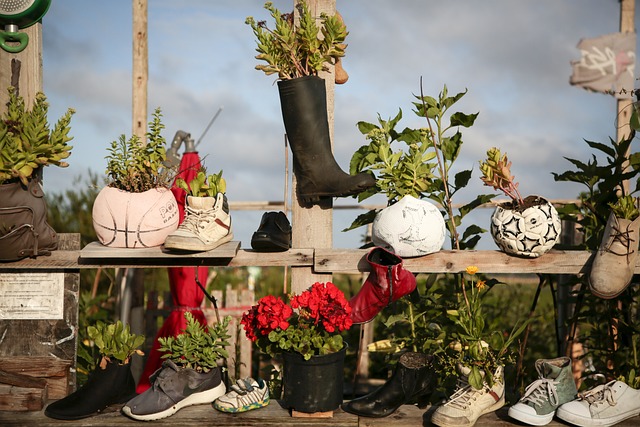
<box><xmin>490</xmin><ymin>196</ymin><xmax>561</xmax><ymax>258</ymax></box>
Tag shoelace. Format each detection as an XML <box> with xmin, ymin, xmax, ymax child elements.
<box><xmin>604</xmin><ymin>222</ymin><xmax>636</xmax><ymax>262</ymax></box>
<box><xmin>179</xmin><ymin>206</ymin><xmax>214</xmax><ymax>232</ymax></box>
<box><xmin>520</xmin><ymin>378</ymin><xmax>559</xmax><ymax>407</ymax></box>
<box><xmin>445</xmin><ymin>378</ymin><xmax>476</xmax><ymax>410</ymax></box>
<box><xmin>579</xmin><ymin>381</ymin><xmax>617</xmax><ymax>407</ymax></box>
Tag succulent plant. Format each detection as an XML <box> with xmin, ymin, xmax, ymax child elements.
<box><xmin>479</xmin><ymin>147</ymin><xmax>525</xmax><ymax>206</ymax></box>
<box><xmin>87</xmin><ymin>320</ymin><xmax>145</xmax><ymax>366</ymax></box>
<box><xmin>0</xmin><ymin>87</ymin><xmax>75</xmax><ymax>185</ymax></box>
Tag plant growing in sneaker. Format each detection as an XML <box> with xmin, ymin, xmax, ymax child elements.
<box><xmin>158</xmin><ymin>311</ymin><xmax>231</xmax><ymax>372</ymax></box>
<box><xmin>122</xmin><ymin>312</ymin><xmax>231</xmax><ymax>421</ymax></box>
<box><xmin>246</xmin><ymin>1</ymin><xmax>347</xmax><ymax>81</ymax></box>
<box><xmin>175</xmin><ymin>168</ymin><xmax>226</xmax><ymax>198</ymax></box>
<box><xmin>241</xmin><ymin>281</ymin><xmax>352</xmax><ymax>360</ymax></box>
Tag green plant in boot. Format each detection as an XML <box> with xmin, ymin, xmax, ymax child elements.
<box><xmin>87</xmin><ymin>320</ymin><xmax>145</xmax><ymax>367</ymax></box>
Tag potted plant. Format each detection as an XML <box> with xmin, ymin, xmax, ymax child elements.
<box><xmin>92</xmin><ymin>108</ymin><xmax>179</xmax><ymax>248</ymax></box>
<box><xmin>164</xmin><ymin>167</ymin><xmax>233</xmax><ymax>252</ymax></box>
<box><xmin>122</xmin><ymin>312</ymin><xmax>231</xmax><ymax>421</ymax></box>
<box><xmin>479</xmin><ymin>147</ymin><xmax>561</xmax><ymax>257</ymax></box>
<box><xmin>241</xmin><ymin>281</ymin><xmax>352</xmax><ymax>413</ymax></box>
<box><xmin>246</xmin><ymin>1</ymin><xmax>375</xmax><ymax>204</ymax></box>
<box><xmin>431</xmin><ymin>266</ymin><xmax>531</xmax><ymax>427</ymax></box>
<box><xmin>589</xmin><ymin>194</ymin><xmax>640</xmax><ymax>299</ymax></box>
<box><xmin>0</xmin><ymin>87</ymin><xmax>74</xmax><ymax>261</ymax></box>
<box><xmin>44</xmin><ymin>320</ymin><xmax>144</xmax><ymax>420</ymax></box>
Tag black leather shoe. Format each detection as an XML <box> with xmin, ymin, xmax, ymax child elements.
<box><xmin>251</xmin><ymin>211</ymin><xmax>292</xmax><ymax>252</ymax></box>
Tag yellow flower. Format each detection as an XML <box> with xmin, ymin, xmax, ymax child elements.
<box><xmin>476</xmin><ymin>280</ymin><xmax>487</xmax><ymax>290</ymax></box>
<box><xmin>466</xmin><ymin>266</ymin><xmax>478</xmax><ymax>275</ymax></box>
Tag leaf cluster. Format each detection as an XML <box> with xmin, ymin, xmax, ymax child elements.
<box><xmin>105</xmin><ymin>107</ymin><xmax>173</xmax><ymax>192</ymax></box>
<box><xmin>479</xmin><ymin>147</ymin><xmax>524</xmax><ymax>206</ymax></box>
<box><xmin>86</xmin><ymin>320</ymin><xmax>144</xmax><ymax>364</ymax></box>
<box><xmin>264</xmin><ymin>319</ymin><xmax>344</xmax><ymax>361</ymax></box>
<box><xmin>158</xmin><ymin>312</ymin><xmax>231</xmax><ymax>373</ymax></box>
<box><xmin>176</xmin><ymin>168</ymin><xmax>226</xmax><ymax>197</ymax></box>
<box><xmin>0</xmin><ymin>87</ymin><xmax>75</xmax><ymax>185</ymax></box>
<box><xmin>246</xmin><ymin>1</ymin><xmax>347</xmax><ymax>80</ymax></box>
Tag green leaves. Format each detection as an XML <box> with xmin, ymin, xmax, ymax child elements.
<box><xmin>86</xmin><ymin>320</ymin><xmax>144</xmax><ymax>364</ymax></box>
<box><xmin>105</xmin><ymin>108</ymin><xmax>172</xmax><ymax>192</ymax></box>
<box><xmin>0</xmin><ymin>87</ymin><xmax>75</xmax><ymax>185</ymax></box>
<box><xmin>158</xmin><ymin>312</ymin><xmax>231</xmax><ymax>373</ymax></box>
<box><xmin>176</xmin><ymin>169</ymin><xmax>226</xmax><ymax>198</ymax></box>
<box><xmin>246</xmin><ymin>1</ymin><xmax>347</xmax><ymax>80</ymax></box>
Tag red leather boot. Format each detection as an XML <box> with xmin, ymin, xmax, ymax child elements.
<box><xmin>350</xmin><ymin>247</ymin><xmax>417</xmax><ymax>324</ymax></box>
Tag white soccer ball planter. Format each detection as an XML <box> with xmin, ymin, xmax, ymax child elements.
<box><xmin>92</xmin><ymin>186</ymin><xmax>179</xmax><ymax>248</ymax></box>
<box><xmin>490</xmin><ymin>196</ymin><xmax>561</xmax><ymax>258</ymax></box>
<box><xmin>372</xmin><ymin>195</ymin><xmax>446</xmax><ymax>258</ymax></box>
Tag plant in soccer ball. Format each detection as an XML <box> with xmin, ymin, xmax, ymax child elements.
<box><xmin>479</xmin><ymin>147</ymin><xmax>561</xmax><ymax>258</ymax></box>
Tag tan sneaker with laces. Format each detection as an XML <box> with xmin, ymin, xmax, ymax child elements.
<box><xmin>431</xmin><ymin>365</ymin><xmax>505</xmax><ymax>427</ymax></box>
<box><xmin>164</xmin><ymin>193</ymin><xmax>233</xmax><ymax>252</ymax></box>
<box><xmin>589</xmin><ymin>211</ymin><xmax>640</xmax><ymax>299</ymax></box>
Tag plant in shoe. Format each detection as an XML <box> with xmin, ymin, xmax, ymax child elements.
<box><xmin>508</xmin><ymin>357</ymin><xmax>578</xmax><ymax>426</ymax></box>
<box><xmin>45</xmin><ymin>321</ymin><xmax>144</xmax><ymax>420</ymax></box>
<box><xmin>556</xmin><ymin>380</ymin><xmax>640</xmax><ymax>427</ymax></box>
<box><xmin>214</xmin><ymin>377</ymin><xmax>270</xmax><ymax>413</ymax></box>
<box><xmin>122</xmin><ymin>312</ymin><xmax>231</xmax><ymax>421</ymax></box>
<box><xmin>342</xmin><ymin>352</ymin><xmax>434</xmax><ymax>418</ymax></box>
<box><xmin>589</xmin><ymin>195</ymin><xmax>640</xmax><ymax>299</ymax></box>
<box><xmin>240</xmin><ymin>281</ymin><xmax>352</xmax><ymax>360</ymax></box>
<box><xmin>164</xmin><ymin>167</ymin><xmax>233</xmax><ymax>252</ymax></box>
<box><xmin>431</xmin><ymin>364</ymin><xmax>505</xmax><ymax>427</ymax></box>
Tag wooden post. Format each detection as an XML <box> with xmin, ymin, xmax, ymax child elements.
<box><xmin>290</xmin><ymin>0</ymin><xmax>335</xmax><ymax>294</ymax></box>
<box><xmin>0</xmin><ymin>24</ymin><xmax>42</xmax><ymax>109</ymax></box>
<box><xmin>132</xmin><ymin>0</ymin><xmax>148</xmax><ymax>142</ymax></box>
<box><xmin>618</xmin><ymin>0</ymin><xmax>635</xmax><ymax>194</ymax></box>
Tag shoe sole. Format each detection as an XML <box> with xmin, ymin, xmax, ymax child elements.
<box><xmin>122</xmin><ymin>382</ymin><xmax>226</xmax><ymax>421</ymax></box>
<box><xmin>164</xmin><ymin>232</ymin><xmax>234</xmax><ymax>252</ymax></box>
<box><xmin>508</xmin><ymin>405</ymin><xmax>554</xmax><ymax>426</ymax></box>
<box><xmin>214</xmin><ymin>396</ymin><xmax>270</xmax><ymax>413</ymax></box>
<box><xmin>556</xmin><ymin>405</ymin><xmax>640</xmax><ymax>427</ymax></box>
<box><xmin>431</xmin><ymin>396</ymin><xmax>505</xmax><ymax>427</ymax></box>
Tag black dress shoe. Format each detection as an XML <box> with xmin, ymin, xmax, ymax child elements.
<box><xmin>251</xmin><ymin>211</ymin><xmax>291</xmax><ymax>252</ymax></box>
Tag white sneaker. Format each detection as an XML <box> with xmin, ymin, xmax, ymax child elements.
<box><xmin>213</xmin><ymin>377</ymin><xmax>270</xmax><ymax>413</ymax></box>
<box><xmin>431</xmin><ymin>365</ymin><xmax>505</xmax><ymax>427</ymax></box>
<box><xmin>556</xmin><ymin>380</ymin><xmax>640</xmax><ymax>427</ymax></box>
<box><xmin>164</xmin><ymin>193</ymin><xmax>233</xmax><ymax>252</ymax></box>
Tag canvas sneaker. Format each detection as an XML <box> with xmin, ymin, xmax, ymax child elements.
<box><xmin>508</xmin><ymin>357</ymin><xmax>577</xmax><ymax>425</ymax></box>
<box><xmin>164</xmin><ymin>192</ymin><xmax>233</xmax><ymax>252</ymax></box>
<box><xmin>121</xmin><ymin>359</ymin><xmax>226</xmax><ymax>421</ymax></box>
<box><xmin>431</xmin><ymin>365</ymin><xmax>505</xmax><ymax>427</ymax></box>
<box><xmin>556</xmin><ymin>380</ymin><xmax>640</xmax><ymax>427</ymax></box>
<box><xmin>213</xmin><ymin>377</ymin><xmax>270</xmax><ymax>413</ymax></box>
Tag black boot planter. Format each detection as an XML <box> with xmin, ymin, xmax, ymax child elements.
<box><xmin>342</xmin><ymin>352</ymin><xmax>435</xmax><ymax>418</ymax></box>
<box><xmin>278</xmin><ymin>76</ymin><xmax>375</xmax><ymax>204</ymax></box>
<box><xmin>44</xmin><ymin>359</ymin><xmax>136</xmax><ymax>420</ymax></box>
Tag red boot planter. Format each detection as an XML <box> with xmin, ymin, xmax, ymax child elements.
<box><xmin>350</xmin><ymin>247</ymin><xmax>417</xmax><ymax>324</ymax></box>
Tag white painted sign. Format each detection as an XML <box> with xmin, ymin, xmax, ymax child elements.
<box><xmin>0</xmin><ymin>273</ymin><xmax>64</xmax><ymax>319</ymax></box>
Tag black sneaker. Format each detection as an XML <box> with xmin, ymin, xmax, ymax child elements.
<box><xmin>251</xmin><ymin>211</ymin><xmax>291</xmax><ymax>252</ymax></box>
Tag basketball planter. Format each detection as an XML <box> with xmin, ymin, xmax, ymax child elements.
<box><xmin>479</xmin><ymin>147</ymin><xmax>561</xmax><ymax>258</ymax></box>
<box><xmin>490</xmin><ymin>196</ymin><xmax>561</xmax><ymax>258</ymax></box>
<box><xmin>92</xmin><ymin>108</ymin><xmax>178</xmax><ymax>248</ymax></box>
<box><xmin>92</xmin><ymin>186</ymin><xmax>178</xmax><ymax>248</ymax></box>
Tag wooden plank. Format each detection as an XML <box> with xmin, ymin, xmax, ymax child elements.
<box><xmin>80</xmin><ymin>241</ymin><xmax>241</xmax><ymax>260</ymax></box>
<box><xmin>0</xmin><ymin>384</ymin><xmax>46</xmax><ymax>412</ymax></box>
<box><xmin>314</xmin><ymin>249</ymin><xmax>597</xmax><ymax>275</ymax></box>
<box><xmin>0</xmin><ymin>24</ymin><xmax>42</xmax><ymax>109</ymax></box>
<box><xmin>0</xmin><ymin>370</ymin><xmax>47</xmax><ymax>389</ymax></box>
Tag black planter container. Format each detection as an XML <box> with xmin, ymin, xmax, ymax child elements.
<box><xmin>282</xmin><ymin>344</ymin><xmax>347</xmax><ymax>413</ymax></box>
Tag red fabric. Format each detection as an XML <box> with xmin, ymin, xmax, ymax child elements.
<box><xmin>136</xmin><ymin>152</ymin><xmax>209</xmax><ymax>393</ymax></box>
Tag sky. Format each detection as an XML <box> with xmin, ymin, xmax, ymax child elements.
<box><xmin>37</xmin><ymin>0</ymin><xmax>639</xmax><ymax>250</ymax></box>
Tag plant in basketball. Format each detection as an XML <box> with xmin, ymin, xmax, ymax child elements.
<box><xmin>92</xmin><ymin>108</ymin><xmax>179</xmax><ymax>248</ymax></box>
<box><xmin>479</xmin><ymin>147</ymin><xmax>561</xmax><ymax>257</ymax></box>
<box><xmin>241</xmin><ymin>281</ymin><xmax>352</xmax><ymax>360</ymax></box>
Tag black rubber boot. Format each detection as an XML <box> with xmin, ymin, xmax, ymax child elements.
<box><xmin>277</xmin><ymin>76</ymin><xmax>376</xmax><ymax>204</ymax></box>
<box><xmin>44</xmin><ymin>359</ymin><xmax>136</xmax><ymax>420</ymax></box>
<box><xmin>342</xmin><ymin>352</ymin><xmax>435</xmax><ymax>418</ymax></box>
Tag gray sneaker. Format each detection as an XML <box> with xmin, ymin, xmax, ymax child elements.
<box><xmin>164</xmin><ymin>193</ymin><xmax>233</xmax><ymax>252</ymax></box>
<box><xmin>122</xmin><ymin>359</ymin><xmax>226</xmax><ymax>421</ymax></box>
<box><xmin>213</xmin><ymin>377</ymin><xmax>270</xmax><ymax>413</ymax></box>
<box><xmin>508</xmin><ymin>357</ymin><xmax>577</xmax><ymax>425</ymax></box>
<box><xmin>589</xmin><ymin>211</ymin><xmax>640</xmax><ymax>299</ymax></box>
<box><xmin>556</xmin><ymin>380</ymin><xmax>640</xmax><ymax>427</ymax></box>
<box><xmin>431</xmin><ymin>365</ymin><xmax>505</xmax><ymax>427</ymax></box>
